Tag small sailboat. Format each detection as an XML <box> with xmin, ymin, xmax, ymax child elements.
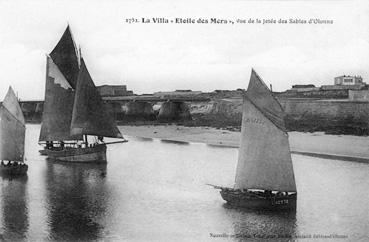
<box><xmin>0</xmin><ymin>87</ymin><xmax>28</xmax><ymax>175</ymax></box>
<box><xmin>39</xmin><ymin>26</ymin><xmax>126</xmax><ymax>163</ymax></box>
<box><xmin>210</xmin><ymin>69</ymin><xmax>297</xmax><ymax>210</ymax></box>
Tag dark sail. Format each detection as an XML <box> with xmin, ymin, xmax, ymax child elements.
<box><xmin>0</xmin><ymin>87</ymin><xmax>25</xmax><ymax>162</ymax></box>
<box><xmin>50</xmin><ymin>25</ymin><xmax>80</xmax><ymax>88</ymax></box>
<box><xmin>39</xmin><ymin>56</ymin><xmax>82</xmax><ymax>142</ymax></box>
<box><xmin>70</xmin><ymin>59</ymin><xmax>123</xmax><ymax>139</ymax></box>
<box><xmin>245</xmin><ymin>69</ymin><xmax>286</xmax><ymax>131</ymax></box>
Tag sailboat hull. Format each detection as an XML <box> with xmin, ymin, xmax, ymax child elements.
<box><xmin>220</xmin><ymin>188</ymin><xmax>296</xmax><ymax>210</ymax></box>
<box><xmin>0</xmin><ymin>163</ymin><xmax>28</xmax><ymax>176</ymax></box>
<box><xmin>39</xmin><ymin>147</ymin><xmax>64</xmax><ymax>156</ymax></box>
<box><xmin>44</xmin><ymin>144</ymin><xmax>107</xmax><ymax>163</ymax></box>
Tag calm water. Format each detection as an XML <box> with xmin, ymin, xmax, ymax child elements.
<box><xmin>0</xmin><ymin>124</ymin><xmax>368</xmax><ymax>241</ymax></box>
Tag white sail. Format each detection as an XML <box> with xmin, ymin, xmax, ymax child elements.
<box><xmin>0</xmin><ymin>87</ymin><xmax>25</xmax><ymax>162</ymax></box>
<box><xmin>2</xmin><ymin>86</ymin><xmax>25</xmax><ymax>125</ymax></box>
<box><xmin>234</xmin><ymin>70</ymin><xmax>296</xmax><ymax>192</ymax></box>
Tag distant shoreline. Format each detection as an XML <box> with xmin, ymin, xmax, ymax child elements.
<box><xmin>118</xmin><ymin>124</ymin><xmax>369</xmax><ymax>163</ymax></box>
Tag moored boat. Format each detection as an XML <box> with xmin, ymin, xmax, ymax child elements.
<box><xmin>210</xmin><ymin>69</ymin><xmax>297</xmax><ymax>210</ymax></box>
<box><xmin>39</xmin><ymin>26</ymin><xmax>126</xmax><ymax>163</ymax></box>
<box><xmin>45</xmin><ymin>143</ymin><xmax>107</xmax><ymax>163</ymax></box>
<box><xmin>218</xmin><ymin>186</ymin><xmax>296</xmax><ymax>210</ymax></box>
<box><xmin>0</xmin><ymin>87</ymin><xmax>28</xmax><ymax>176</ymax></box>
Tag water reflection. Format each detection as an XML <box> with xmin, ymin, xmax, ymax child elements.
<box><xmin>0</xmin><ymin>175</ymin><xmax>29</xmax><ymax>241</ymax></box>
<box><xmin>3</xmin><ymin>125</ymin><xmax>368</xmax><ymax>241</ymax></box>
<box><xmin>44</xmin><ymin>162</ymin><xmax>108</xmax><ymax>241</ymax></box>
<box><xmin>224</xmin><ymin>205</ymin><xmax>297</xmax><ymax>241</ymax></box>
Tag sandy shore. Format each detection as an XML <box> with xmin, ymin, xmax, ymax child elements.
<box><xmin>119</xmin><ymin>125</ymin><xmax>369</xmax><ymax>163</ymax></box>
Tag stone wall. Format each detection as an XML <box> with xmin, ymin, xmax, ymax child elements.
<box><xmin>279</xmin><ymin>99</ymin><xmax>369</xmax><ymax>119</ymax></box>
<box><xmin>14</xmin><ymin>98</ymin><xmax>369</xmax><ymax>135</ymax></box>
<box><xmin>188</xmin><ymin>98</ymin><xmax>369</xmax><ymax>135</ymax></box>
<box><xmin>276</xmin><ymin>89</ymin><xmax>349</xmax><ymax>99</ymax></box>
<box><xmin>124</xmin><ymin>101</ymin><xmax>156</xmax><ymax>121</ymax></box>
<box><xmin>349</xmin><ymin>90</ymin><xmax>369</xmax><ymax>101</ymax></box>
<box><xmin>157</xmin><ymin>101</ymin><xmax>191</xmax><ymax>122</ymax></box>
<box><xmin>187</xmin><ymin>99</ymin><xmax>242</xmax><ymax>129</ymax></box>
<box><xmin>279</xmin><ymin>99</ymin><xmax>369</xmax><ymax>134</ymax></box>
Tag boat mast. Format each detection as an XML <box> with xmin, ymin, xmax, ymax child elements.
<box><xmin>84</xmin><ymin>135</ymin><xmax>88</xmax><ymax>146</ymax></box>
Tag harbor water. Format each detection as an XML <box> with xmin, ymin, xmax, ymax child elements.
<box><xmin>0</xmin><ymin>124</ymin><xmax>368</xmax><ymax>241</ymax></box>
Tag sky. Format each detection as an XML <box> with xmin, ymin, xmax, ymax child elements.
<box><xmin>0</xmin><ymin>0</ymin><xmax>369</xmax><ymax>100</ymax></box>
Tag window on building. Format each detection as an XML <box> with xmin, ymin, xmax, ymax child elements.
<box><xmin>343</xmin><ymin>78</ymin><xmax>353</xmax><ymax>83</ymax></box>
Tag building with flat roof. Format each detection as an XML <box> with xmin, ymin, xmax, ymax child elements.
<box><xmin>290</xmin><ymin>84</ymin><xmax>319</xmax><ymax>92</ymax></box>
<box><xmin>334</xmin><ymin>75</ymin><xmax>364</xmax><ymax>86</ymax></box>
<box><xmin>97</xmin><ymin>85</ymin><xmax>134</xmax><ymax>97</ymax></box>
<box><xmin>153</xmin><ymin>90</ymin><xmax>202</xmax><ymax>98</ymax></box>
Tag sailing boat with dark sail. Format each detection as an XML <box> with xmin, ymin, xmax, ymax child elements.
<box><xmin>0</xmin><ymin>87</ymin><xmax>28</xmax><ymax>175</ymax></box>
<box><xmin>39</xmin><ymin>26</ymin><xmax>126</xmax><ymax>163</ymax></box>
<box><xmin>210</xmin><ymin>69</ymin><xmax>297</xmax><ymax>210</ymax></box>
<box><xmin>38</xmin><ymin>26</ymin><xmax>81</xmax><ymax>156</ymax></box>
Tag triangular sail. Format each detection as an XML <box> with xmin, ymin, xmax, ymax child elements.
<box><xmin>0</xmin><ymin>87</ymin><xmax>25</xmax><ymax>161</ymax></box>
<box><xmin>2</xmin><ymin>87</ymin><xmax>25</xmax><ymax>125</ymax></box>
<box><xmin>70</xmin><ymin>59</ymin><xmax>123</xmax><ymax>139</ymax></box>
<box><xmin>234</xmin><ymin>69</ymin><xmax>296</xmax><ymax>192</ymax></box>
<box><xmin>39</xmin><ymin>56</ymin><xmax>82</xmax><ymax>142</ymax></box>
<box><xmin>50</xmin><ymin>25</ymin><xmax>80</xmax><ymax>88</ymax></box>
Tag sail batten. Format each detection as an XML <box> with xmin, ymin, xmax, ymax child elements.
<box><xmin>0</xmin><ymin>87</ymin><xmax>25</xmax><ymax>162</ymax></box>
<box><xmin>234</xmin><ymin>70</ymin><xmax>296</xmax><ymax>192</ymax></box>
<box><xmin>70</xmin><ymin>59</ymin><xmax>123</xmax><ymax>139</ymax></box>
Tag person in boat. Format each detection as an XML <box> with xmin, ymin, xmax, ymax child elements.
<box><xmin>241</xmin><ymin>188</ymin><xmax>250</xmax><ymax>193</ymax></box>
<box><xmin>47</xmin><ymin>141</ymin><xmax>54</xmax><ymax>149</ymax></box>
<box><xmin>264</xmin><ymin>190</ymin><xmax>272</xmax><ymax>197</ymax></box>
<box><xmin>98</xmin><ymin>136</ymin><xmax>104</xmax><ymax>143</ymax></box>
<box><xmin>60</xmin><ymin>141</ymin><xmax>64</xmax><ymax>149</ymax></box>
